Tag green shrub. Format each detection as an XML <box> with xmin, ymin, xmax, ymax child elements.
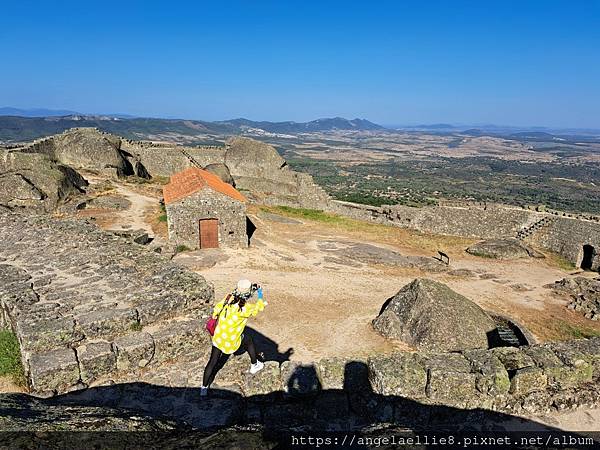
<box><xmin>176</xmin><ymin>244</ymin><xmax>191</xmax><ymax>253</ymax></box>
<box><xmin>129</xmin><ymin>322</ymin><xmax>143</xmax><ymax>332</ymax></box>
<box><xmin>558</xmin><ymin>321</ymin><xmax>600</xmax><ymax>339</ymax></box>
<box><xmin>0</xmin><ymin>330</ymin><xmax>26</xmax><ymax>386</ymax></box>
<box><xmin>268</xmin><ymin>206</ymin><xmax>346</xmax><ymax>225</ymax></box>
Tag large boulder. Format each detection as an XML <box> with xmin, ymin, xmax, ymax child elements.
<box><xmin>223</xmin><ymin>137</ymin><xmax>331</xmax><ymax>209</ymax></box>
<box><xmin>466</xmin><ymin>238</ymin><xmax>544</xmax><ymax>259</ymax></box>
<box><xmin>0</xmin><ymin>150</ymin><xmax>87</xmax><ymax>211</ymax></box>
<box><xmin>224</xmin><ymin>137</ymin><xmax>286</xmax><ymax>179</ymax></box>
<box><xmin>31</xmin><ymin>128</ymin><xmax>132</xmax><ymax>174</ymax></box>
<box><xmin>373</xmin><ymin>278</ymin><xmax>496</xmax><ymax>352</ymax></box>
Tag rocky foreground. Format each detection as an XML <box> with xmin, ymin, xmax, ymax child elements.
<box><xmin>1</xmin><ymin>336</ymin><xmax>600</xmax><ymax>434</ymax></box>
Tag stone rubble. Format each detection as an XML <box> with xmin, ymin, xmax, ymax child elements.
<box><xmin>548</xmin><ymin>277</ymin><xmax>600</xmax><ymax>320</ymax></box>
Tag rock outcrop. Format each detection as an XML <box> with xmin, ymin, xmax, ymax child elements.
<box><xmin>23</xmin><ymin>128</ymin><xmax>132</xmax><ymax>175</ymax></box>
<box><xmin>224</xmin><ymin>137</ymin><xmax>331</xmax><ymax>209</ymax></box>
<box><xmin>0</xmin><ymin>393</ymin><xmax>180</xmax><ymax>431</ymax></box>
<box><xmin>373</xmin><ymin>278</ymin><xmax>496</xmax><ymax>351</ymax></box>
<box><xmin>318</xmin><ymin>241</ymin><xmax>448</xmax><ymax>271</ymax></box>
<box><xmin>0</xmin><ymin>149</ymin><xmax>87</xmax><ymax>211</ymax></box>
<box><xmin>204</xmin><ymin>163</ymin><xmax>234</xmax><ymax>186</ymax></box>
<box><xmin>548</xmin><ymin>277</ymin><xmax>600</xmax><ymax>320</ymax></box>
<box><xmin>467</xmin><ymin>238</ymin><xmax>544</xmax><ymax>259</ymax></box>
<box><xmin>0</xmin><ymin>210</ymin><xmax>213</xmax><ymax>394</ymax></box>
<box><xmin>225</xmin><ymin>137</ymin><xmax>287</xmax><ymax>179</ymax></box>
<box><xmin>9</xmin><ymin>130</ymin><xmax>331</xmax><ymax>211</ymax></box>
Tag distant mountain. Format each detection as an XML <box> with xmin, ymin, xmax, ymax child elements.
<box><xmin>218</xmin><ymin>117</ymin><xmax>385</xmax><ymax>133</ymax></box>
<box><xmin>0</xmin><ymin>108</ymin><xmax>138</xmax><ymax>119</ymax></box>
<box><xmin>0</xmin><ymin>114</ymin><xmax>386</xmax><ymax>142</ymax></box>
<box><xmin>509</xmin><ymin>131</ymin><xmax>558</xmax><ymax>140</ymax></box>
<box><xmin>0</xmin><ymin>107</ymin><xmax>81</xmax><ymax>117</ymax></box>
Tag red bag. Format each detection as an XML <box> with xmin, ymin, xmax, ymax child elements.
<box><xmin>205</xmin><ymin>317</ymin><xmax>218</xmax><ymax>336</ymax></box>
<box><xmin>206</xmin><ymin>294</ymin><xmax>231</xmax><ymax>336</ymax></box>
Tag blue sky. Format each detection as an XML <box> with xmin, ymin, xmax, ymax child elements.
<box><xmin>1</xmin><ymin>1</ymin><xmax>599</xmax><ymax>127</ymax></box>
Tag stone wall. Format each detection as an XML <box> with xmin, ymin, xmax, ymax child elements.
<box><xmin>330</xmin><ymin>200</ymin><xmax>600</xmax><ymax>269</ymax></box>
<box><xmin>120</xmin><ymin>141</ymin><xmax>225</xmax><ymax>178</ymax></box>
<box><xmin>56</xmin><ymin>336</ymin><xmax>600</xmax><ymax>431</ymax></box>
<box><xmin>384</xmin><ymin>203</ymin><xmax>543</xmax><ymax>239</ymax></box>
<box><xmin>166</xmin><ymin>189</ymin><xmax>248</xmax><ymax>249</ymax></box>
<box><xmin>0</xmin><ymin>211</ymin><xmax>213</xmax><ymax>395</ymax></box>
<box><xmin>530</xmin><ymin>217</ymin><xmax>600</xmax><ymax>271</ymax></box>
<box><xmin>331</xmin><ymin>200</ymin><xmax>545</xmax><ymax>237</ymax></box>
<box><xmin>194</xmin><ymin>337</ymin><xmax>600</xmax><ymax>421</ymax></box>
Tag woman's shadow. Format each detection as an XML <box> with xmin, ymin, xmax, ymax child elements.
<box><xmin>212</xmin><ymin>326</ymin><xmax>294</xmax><ymax>376</ymax></box>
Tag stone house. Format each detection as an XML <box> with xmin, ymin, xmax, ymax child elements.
<box><xmin>163</xmin><ymin>167</ymin><xmax>248</xmax><ymax>249</ymax></box>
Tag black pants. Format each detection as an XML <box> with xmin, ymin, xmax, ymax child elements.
<box><xmin>203</xmin><ymin>333</ymin><xmax>258</xmax><ymax>387</ymax></box>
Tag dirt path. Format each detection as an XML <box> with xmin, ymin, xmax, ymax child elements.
<box><xmin>75</xmin><ymin>176</ymin><xmax>165</xmax><ymax>243</ymax></box>
<box><xmin>109</xmin><ymin>184</ymin><xmax>158</xmax><ymax>237</ymax></box>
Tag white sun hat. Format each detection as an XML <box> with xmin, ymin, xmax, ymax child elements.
<box><xmin>236</xmin><ymin>279</ymin><xmax>252</xmax><ymax>295</ymax></box>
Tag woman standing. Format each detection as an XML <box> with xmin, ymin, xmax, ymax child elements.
<box><xmin>201</xmin><ymin>279</ymin><xmax>267</xmax><ymax>396</ymax></box>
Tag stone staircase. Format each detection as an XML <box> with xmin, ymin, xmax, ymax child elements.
<box><xmin>0</xmin><ymin>212</ymin><xmax>214</xmax><ymax>395</ymax></box>
<box><xmin>179</xmin><ymin>147</ymin><xmax>203</xmax><ymax>168</ymax></box>
<box><xmin>516</xmin><ymin>216</ymin><xmax>556</xmax><ymax>241</ymax></box>
<box><xmin>495</xmin><ymin>323</ymin><xmax>521</xmax><ymax>347</ymax></box>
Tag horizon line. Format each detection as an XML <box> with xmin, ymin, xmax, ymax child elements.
<box><xmin>1</xmin><ymin>106</ymin><xmax>599</xmax><ymax>133</ymax></box>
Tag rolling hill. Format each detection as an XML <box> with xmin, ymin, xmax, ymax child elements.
<box><xmin>0</xmin><ymin>114</ymin><xmax>386</xmax><ymax>142</ymax></box>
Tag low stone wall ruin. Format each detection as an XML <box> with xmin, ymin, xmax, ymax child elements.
<box><xmin>44</xmin><ymin>337</ymin><xmax>600</xmax><ymax>431</ymax></box>
<box><xmin>0</xmin><ymin>211</ymin><xmax>213</xmax><ymax>395</ymax></box>
<box><xmin>198</xmin><ymin>337</ymin><xmax>600</xmax><ymax>417</ymax></box>
<box><xmin>331</xmin><ymin>200</ymin><xmax>600</xmax><ymax>270</ymax></box>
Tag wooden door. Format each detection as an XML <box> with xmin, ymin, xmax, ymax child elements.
<box><xmin>199</xmin><ymin>218</ymin><xmax>219</xmax><ymax>248</ymax></box>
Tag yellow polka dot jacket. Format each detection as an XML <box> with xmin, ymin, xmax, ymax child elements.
<box><xmin>211</xmin><ymin>295</ymin><xmax>267</xmax><ymax>354</ymax></box>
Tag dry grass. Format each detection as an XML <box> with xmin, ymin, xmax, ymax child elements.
<box><xmin>517</xmin><ymin>302</ymin><xmax>600</xmax><ymax>342</ymax></box>
<box><xmin>145</xmin><ymin>206</ymin><xmax>168</xmax><ymax>239</ymax></box>
<box><xmin>260</xmin><ymin>205</ymin><xmax>475</xmax><ymax>255</ymax></box>
<box><xmin>544</xmin><ymin>250</ymin><xmax>578</xmax><ymax>272</ymax></box>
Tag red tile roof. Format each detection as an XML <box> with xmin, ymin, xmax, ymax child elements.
<box><xmin>163</xmin><ymin>167</ymin><xmax>247</xmax><ymax>205</ymax></box>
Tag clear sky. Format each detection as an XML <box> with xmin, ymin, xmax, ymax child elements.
<box><xmin>1</xmin><ymin>0</ymin><xmax>599</xmax><ymax>128</ymax></box>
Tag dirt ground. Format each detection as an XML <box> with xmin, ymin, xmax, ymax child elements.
<box><xmin>74</xmin><ymin>176</ymin><xmax>167</xmax><ymax>244</ymax></box>
<box><xmin>0</xmin><ymin>376</ymin><xmax>25</xmax><ymax>394</ymax></box>
<box><xmin>175</xmin><ymin>206</ymin><xmax>600</xmax><ymax>362</ymax></box>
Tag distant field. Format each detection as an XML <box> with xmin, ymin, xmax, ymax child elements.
<box><xmin>286</xmin><ymin>153</ymin><xmax>600</xmax><ymax>214</ymax></box>
<box><xmin>269</xmin><ymin>132</ymin><xmax>600</xmax><ymax>214</ymax></box>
